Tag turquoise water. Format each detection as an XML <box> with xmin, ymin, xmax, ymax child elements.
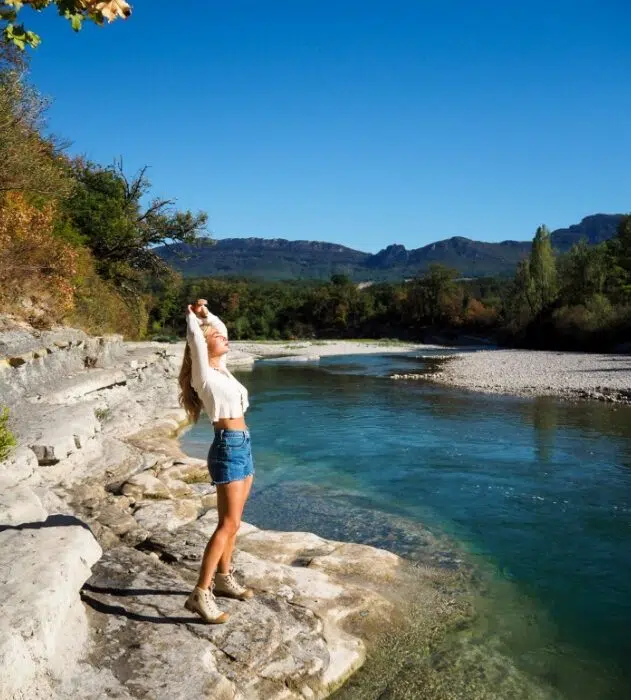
<box><xmin>182</xmin><ymin>352</ymin><xmax>631</xmax><ymax>699</ymax></box>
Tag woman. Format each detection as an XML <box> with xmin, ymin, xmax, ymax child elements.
<box><xmin>178</xmin><ymin>298</ymin><xmax>255</xmax><ymax>624</ymax></box>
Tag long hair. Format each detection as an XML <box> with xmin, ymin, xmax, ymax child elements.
<box><xmin>178</xmin><ymin>341</ymin><xmax>203</xmax><ymax>423</ymax></box>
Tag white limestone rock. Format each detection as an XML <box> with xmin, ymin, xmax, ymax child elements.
<box><xmin>0</xmin><ymin>445</ymin><xmax>38</xmax><ymax>488</ymax></box>
<box><xmin>24</xmin><ymin>403</ymin><xmax>101</xmax><ymax>465</ymax></box>
<box><xmin>0</xmin><ymin>485</ymin><xmax>47</xmax><ymax>526</ymax></box>
<box><xmin>81</xmin><ymin>546</ymin><xmax>366</xmax><ymax>699</ymax></box>
<box><xmin>29</xmin><ymin>368</ymin><xmax>127</xmax><ymax>404</ymax></box>
<box><xmin>0</xmin><ymin>516</ymin><xmax>102</xmax><ymax>700</ymax></box>
<box><xmin>133</xmin><ymin>498</ymin><xmax>202</xmax><ymax>532</ymax></box>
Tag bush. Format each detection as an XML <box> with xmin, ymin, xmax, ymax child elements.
<box><xmin>0</xmin><ymin>193</ymin><xmax>77</xmax><ymax>320</ymax></box>
<box><xmin>463</xmin><ymin>298</ymin><xmax>498</xmax><ymax>327</ymax></box>
<box><xmin>68</xmin><ymin>247</ymin><xmax>148</xmax><ymax>338</ymax></box>
<box><xmin>553</xmin><ymin>294</ymin><xmax>614</xmax><ymax>335</ymax></box>
<box><xmin>0</xmin><ymin>407</ymin><xmax>16</xmax><ymax>461</ymax></box>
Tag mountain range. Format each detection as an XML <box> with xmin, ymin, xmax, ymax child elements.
<box><xmin>158</xmin><ymin>213</ymin><xmax>625</xmax><ymax>281</ymax></box>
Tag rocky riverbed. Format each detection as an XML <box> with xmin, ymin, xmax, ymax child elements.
<box><xmin>422</xmin><ymin>348</ymin><xmax>631</xmax><ymax>404</ymax></box>
<box><xmin>0</xmin><ymin>318</ymin><xmax>471</xmax><ymax>700</ymax></box>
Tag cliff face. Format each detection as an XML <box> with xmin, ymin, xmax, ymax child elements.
<box><xmin>0</xmin><ymin>316</ymin><xmax>469</xmax><ymax>699</ymax></box>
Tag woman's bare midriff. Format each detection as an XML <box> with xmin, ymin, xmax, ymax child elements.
<box><xmin>213</xmin><ymin>417</ymin><xmax>248</xmax><ymax>431</ymax></box>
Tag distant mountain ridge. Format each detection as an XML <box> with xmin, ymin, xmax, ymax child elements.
<box><xmin>158</xmin><ymin>213</ymin><xmax>625</xmax><ymax>281</ymax></box>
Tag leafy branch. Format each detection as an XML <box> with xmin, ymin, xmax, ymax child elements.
<box><xmin>1</xmin><ymin>1</ymin><xmax>131</xmax><ymax>49</ymax></box>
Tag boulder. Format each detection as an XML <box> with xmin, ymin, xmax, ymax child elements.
<box><xmin>29</xmin><ymin>368</ymin><xmax>127</xmax><ymax>404</ymax></box>
<box><xmin>160</xmin><ymin>477</ymin><xmax>195</xmax><ymax>498</ymax></box>
<box><xmin>0</xmin><ymin>516</ymin><xmax>102</xmax><ymax>699</ymax></box>
<box><xmin>0</xmin><ymin>485</ymin><xmax>47</xmax><ymax>526</ymax></box>
<box><xmin>0</xmin><ymin>445</ymin><xmax>38</xmax><ymax>488</ymax></box>
<box><xmin>121</xmin><ymin>472</ymin><xmax>170</xmax><ymax>500</ymax></box>
<box><xmin>157</xmin><ymin>459</ymin><xmax>209</xmax><ymax>484</ymax></box>
<box><xmin>133</xmin><ymin>498</ymin><xmax>202</xmax><ymax>533</ymax></box>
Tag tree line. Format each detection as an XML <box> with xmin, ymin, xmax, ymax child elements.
<box><xmin>157</xmin><ymin>219</ymin><xmax>631</xmax><ymax>352</ymax></box>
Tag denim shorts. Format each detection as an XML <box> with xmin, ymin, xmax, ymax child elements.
<box><xmin>207</xmin><ymin>429</ymin><xmax>255</xmax><ymax>485</ymax></box>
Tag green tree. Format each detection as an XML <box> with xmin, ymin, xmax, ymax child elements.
<box><xmin>511</xmin><ymin>258</ymin><xmax>535</xmax><ymax>318</ymax></box>
<box><xmin>63</xmin><ymin>160</ymin><xmax>208</xmax><ymax>292</ymax></box>
<box><xmin>406</xmin><ymin>264</ymin><xmax>458</xmax><ymax>326</ymax></box>
<box><xmin>606</xmin><ymin>215</ymin><xmax>631</xmax><ymax>301</ymax></box>
<box><xmin>1</xmin><ymin>1</ymin><xmax>131</xmax><ymax>50</ymax></box>
<box><xmin>558</xmin><ymin>239</ymin><xmax>609</xmax><ymax>306</ymax></box>
<box><xmin>529</xmin><ymin>225</ymin><xmax>558</xmax><ymax>313</ymax></box>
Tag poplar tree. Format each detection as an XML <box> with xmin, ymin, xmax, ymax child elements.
<box><xmin>528</xmin><ymin>225</ymin><xmax>558</xmax><ymax>314</ymax></box>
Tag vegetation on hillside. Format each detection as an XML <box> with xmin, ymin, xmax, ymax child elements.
<box><xmin>0</xmin><ymin>55</ymin><xmax>208</xmax><ymax>336</ymax></box>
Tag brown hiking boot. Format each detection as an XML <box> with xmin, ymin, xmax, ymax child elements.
<box><xmin>184</xmin><ymin>585</ymin><xmax>229</xmax><ymax>624</ymax></box>
<box><xmin>214</xmin><ymin>568</ymin><xmax>255</xmax><ymax>600</ymax></box>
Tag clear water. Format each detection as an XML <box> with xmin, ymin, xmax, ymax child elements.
<box><xmin>182</xmin><ymin>352</ymin><xmax>631</xmax><ymax>699</ymax></box>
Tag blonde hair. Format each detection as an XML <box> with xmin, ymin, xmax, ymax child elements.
<box><xmin>178</xmin><ymin>327</ymin><xmax>211</xmax><ymax>423</ymax></box>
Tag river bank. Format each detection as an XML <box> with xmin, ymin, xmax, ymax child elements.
<box><xmin>423</xmin><ymin>348</ymin><xmax>631</xmax><ymax>404</ymax></box>
<box><xmin>230</xmin><ymin>339</ymin><xmax>631</xmax><ymax>405</ymax></box>
<box><xmin>224</xmin><ymin>338</ymin><xmax>444</xmax><ymax>366</ymax></box>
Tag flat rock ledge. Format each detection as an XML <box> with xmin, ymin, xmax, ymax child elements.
<box><xmin>0</xmin><ymin>317</ymin><xmax>470</xmax><ymax>700</ymax></box>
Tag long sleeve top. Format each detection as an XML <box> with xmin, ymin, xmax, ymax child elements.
<box><xmin>186</xmin><ymin>310</ymin><xmax>249</xmax><ymax>422</ymax></box>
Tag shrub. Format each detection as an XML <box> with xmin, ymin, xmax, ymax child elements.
<box><xmin>0</xmin><ymin>193</ymin><xmax>77</xmax><ymax>320</ymax></box>
<box><xmin>463</xmin><ymin>298</ymin><xmax>498</xmax><ymax>327</ymax></box>
<box><xmin>0</xmin><ymin>407</ymin><xmax>16</xmax><ymax>461</ymax></box>
<box><xmin>68</xmin><ymin>247</ymin><xmax>148</xmax><ymax>338</ymax></box>
<box><xmin>553</xmin><ymin>294</ymin><xmax>614</xmax><ymax>334</ymax></box>
<box><xmin>94</xmin><ymin>407</ymin><xmax>112</xmax><ymax>422</ymax></box>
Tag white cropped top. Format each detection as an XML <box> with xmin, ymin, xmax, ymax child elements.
<box><xmin>186</xmin><ymin>310</ymin><xmax>249</xmax><ymax>422</ymax></box>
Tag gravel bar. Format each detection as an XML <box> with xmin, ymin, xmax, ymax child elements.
<box><xmin>428</xmin><ymin>349</ymin><xmax>631</xmax><ymax>404</ymax></box>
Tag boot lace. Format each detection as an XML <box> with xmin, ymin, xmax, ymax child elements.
<box><xmin>223</xmin><ymin>568</ymin><xmax>245</xmax><ymax>593</ymax></box>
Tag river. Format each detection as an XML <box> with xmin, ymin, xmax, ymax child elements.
<box><xmin>182</xmin><ymin>352</ymin><xmax>631</xmax><ymax>700</ymax></box>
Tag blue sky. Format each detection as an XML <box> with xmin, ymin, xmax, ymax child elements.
<box><xmin>24</xmin><ymin>1</ymin><xmax>631</xmax><ymax>253</ymax></box>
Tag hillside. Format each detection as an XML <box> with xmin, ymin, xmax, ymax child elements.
<box><xmin>158</xmin><ymin>214</ymin><xmax>625</xmax><ymax>281</ymax></box>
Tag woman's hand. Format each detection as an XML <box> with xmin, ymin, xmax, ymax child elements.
<box><xmin>188</xmin><ymin>299</ymin><xmax>209</xmax><ymax>318</ymax></box>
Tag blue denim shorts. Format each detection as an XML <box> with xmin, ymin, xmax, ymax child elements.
<box><xmin>207</xmin><ymin>429</ymin><xmax>255</xmax><ymax>485</ymax></box>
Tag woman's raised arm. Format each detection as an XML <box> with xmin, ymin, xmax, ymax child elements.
<box><xmin>186</xmin><ymin>304</ymin><xmax>209</xmax><ymax>384</ymax></box>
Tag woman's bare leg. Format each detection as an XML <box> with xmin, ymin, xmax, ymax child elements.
<box><xmin>218</xmin><ymin>474</ymin><xmax>254</xmax><ymax>574</ymax></box>
<box><xmin>196</xmin><ymin>478</ymin><xmax>249</xmax><ymax>589</ymax></box>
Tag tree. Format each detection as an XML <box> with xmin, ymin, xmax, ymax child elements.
<box><xmin>406</xmin><ymin>264</ymin><xmax>458</xmax><ymax>326</ymax></box>
<box><xmin>505</xmin><ymin>226</ymin><xmax>559</xmax><ymax>332</ymax></box>
<box><xmin>1</xmin><ymin>1</ymin><xmax>131</xmax><ymax>50</ymax></box>
<box><xmin>63</xmin><ymin>160</ymin><xmax>208</xmax><ymax>292</ymax></box>
<box><xmin>558</xmin><ymin>239</ymin><xmax>609</xmax><ymax>306</ymax></box>
<box><xmin>529</xmin><ymin>225</ymin><xmax>558</xmax><ymax>313</ymax></box>
<box><xmin>606</xmin><ymin>215</ymin><xmax>631</xmax><ymax>301</ymax></box>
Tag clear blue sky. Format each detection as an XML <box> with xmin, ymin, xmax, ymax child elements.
<box><xmin>25</xmin><ymin>0</ymin><xmax>631</xmax><ymax>253</ymax></box>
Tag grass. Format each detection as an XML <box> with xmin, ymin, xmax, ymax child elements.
<box><xmin>0</xmin><ymin>407</ymin><xmax>16</xmax><ymax>461</ymax></box>
<box><xmin>178</xmin><ymin>468</ymin><xmax>209</xmax><ymax>484</ymax></box>
<box><xmin>94</xmin><ymin>407</ymin><xmax>112</xmax><ymax>422</ymax></box>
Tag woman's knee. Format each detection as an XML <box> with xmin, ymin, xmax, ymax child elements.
<box><xmin>218</xmin><ymin>516</ymin><xmax>240</xmax><ymax>537</ymax></box>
